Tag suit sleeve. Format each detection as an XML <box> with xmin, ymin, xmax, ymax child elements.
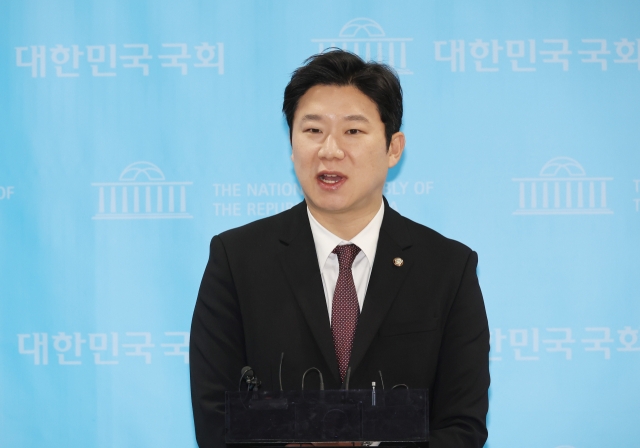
<box><xmin>429</xmin><ymin>250</ymin><xmax>490</xmax><ymax>448</ymax></box>
<box><xmin>190</xmin><ymin>235</ymin><xmax>246</xmax><ymax>448</ymax></box>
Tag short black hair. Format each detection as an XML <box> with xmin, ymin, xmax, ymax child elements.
<box><xmin>283</xmin><ymin>49</ymin><xmax>403</xmax><ymax>147</ymax></box>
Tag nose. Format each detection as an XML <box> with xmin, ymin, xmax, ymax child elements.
<box><xmin>317</xmin><ymin>134</ymin><xmax>345</xmax><ymax>161</ymax></box>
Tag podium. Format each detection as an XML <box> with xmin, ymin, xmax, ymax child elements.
<box><xmin>226</xmin><ymin>389</ymin><xmax>428</xmax><ymax>444</ymax></box>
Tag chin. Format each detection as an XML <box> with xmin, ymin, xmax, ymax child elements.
<box><xmin>309</xmin><ymin>196</ymin><xmax>351</xmax><ymax>214</ymax></box>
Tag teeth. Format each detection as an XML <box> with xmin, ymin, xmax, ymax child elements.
<box><xmin>320</xmin><ymin>174</ymin><xmax>340</xmax><ymax>184</ymax></box>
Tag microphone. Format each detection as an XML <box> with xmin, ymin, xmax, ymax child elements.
<box><xmin>378</xmin><ymin>370</ymin><xmax>386</xmax><ymax>389</ymax></box>
<box><xmin>301</xmin><ymin>367</ymin><xmax>325</xmax><ymax>390</ymax></box>
<box><xmin>342</xmin><ymin>366</ymin><xmax>352</xmax><ymax>391</ymax></box>
<box><xmin>238</xmin><ymin>365</ymin><xmax>261</xmax><ymax>391</ymax></box>
<box><xmin>279</xmin><ymin>352</ymin><xmax>284</xmax><ymax>391</ymax></box>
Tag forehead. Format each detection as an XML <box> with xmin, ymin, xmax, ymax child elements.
<box><xmin>294</xmin><ymin>84</ymin><xmax>382</xmax><ymax>122</ymax></box>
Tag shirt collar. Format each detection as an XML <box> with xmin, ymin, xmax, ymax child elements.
<box><xmin>307</xmin><ymin>200</ymin><xmax>385</xmax><ymax>268</ymax></box>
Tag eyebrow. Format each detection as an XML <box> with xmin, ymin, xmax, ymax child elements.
<box><xmin>299</xmin><ymin>114</ymin><xmax>370</xmax><ymax>123</ymax></box>
<box><xmin>300</xmin><ymin>114</ymin><xmax>323</xmax><ymax>122</ymax></box>
<box><xmin>343</xmin><ymin>114</ymin><xmax>370</xmax><ymax>123</ymax></box>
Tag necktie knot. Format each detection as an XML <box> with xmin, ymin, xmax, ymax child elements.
<box><xmin>332</xmin><ymin>244</ymin><xmax>361</xmax><ymax>270</ymax></box>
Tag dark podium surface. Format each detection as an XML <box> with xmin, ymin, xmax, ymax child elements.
<box><xmin>225</xmin><ymin>389</ymin><xmax>428</xmax><ymax>444</ymax></box>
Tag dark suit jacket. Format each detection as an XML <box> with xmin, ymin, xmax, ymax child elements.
<box><xmin>190</xmin><ymin>198</ymin><xmax>490</xmax><ymax>448</ymax></box>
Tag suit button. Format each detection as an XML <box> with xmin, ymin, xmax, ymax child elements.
<box><xmin>393</xmin><ymin>257</ymin><xmax>404</xmax><ymax>267</ymax></box>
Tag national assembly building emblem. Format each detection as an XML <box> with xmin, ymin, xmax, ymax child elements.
<box><xmin>312</xmin><ymin>18</ymin><xmax>413</xmax><ymax>75</ymax></box>
<box><xmin>91</xmin><ymin>161</ymin><xmax>193</xmax><ymax>220</ymax></box>
<box><xmin>512</xmin><ymin>157</ymin><xmax>613</xmax><ymax>215</ymax></box>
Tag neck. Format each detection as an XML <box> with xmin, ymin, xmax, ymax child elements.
<box><xmin>307</xmin><ymin>199</ymin><xmax>382</xmax><ymax>241</ymax></box>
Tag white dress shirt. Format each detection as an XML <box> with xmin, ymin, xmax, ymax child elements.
<box><xmin>307</xmin><ymin>201</ymin><xmax>385</xmax><ymax>324</ymax></box>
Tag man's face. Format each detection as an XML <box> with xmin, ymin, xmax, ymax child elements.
<box><xmin>291</xmin><ymin>84</ymin><xmax>404</xmax><ymax>219</ymax></box>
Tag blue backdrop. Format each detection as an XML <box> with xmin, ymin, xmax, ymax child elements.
<box><xmin>1</xmin><ymin>1</ymin><xmax>639</xmax><ymax>447</ymax></box>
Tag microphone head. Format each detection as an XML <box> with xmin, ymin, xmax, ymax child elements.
<box><xmin>241</xmin><ymin>366</ymin><xmax>254</xmax><ymax>378</ymax></box>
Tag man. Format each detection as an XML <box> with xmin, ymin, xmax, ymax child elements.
<box><xmin>190</xmin><ymin>49</ymin><xmax>490</xmax><ymax>448</ymax></box>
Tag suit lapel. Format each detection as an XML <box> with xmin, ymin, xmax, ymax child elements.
<box><xmin>277</xmin><ymin>202</ymin><xmax>341</xmax><ymax>383</ymax></box>
<box><xmin>349</xmin><ymin>200</ymin><xmax>414</xmax><ymax>376</ymax></box>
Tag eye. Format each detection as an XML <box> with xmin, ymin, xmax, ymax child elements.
<box><xmin>346</xmin><ymin>129</ymin><xmax>362</xmax><ymax>135</ymax></box>
<box><xmin>305</xmin><ymin>128</ymin><xmax>322</xmax><ymax>134</ymax></box>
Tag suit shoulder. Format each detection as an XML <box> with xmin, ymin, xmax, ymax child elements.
<box><xmin>211</xmin><ymin>202</ymin><xmax>301</xmax><ymax>248</ymax></box>
<box><xmin>400</xmin><ymin>214</ymin><xmax>474</xmax><ymax>258</ymax></box>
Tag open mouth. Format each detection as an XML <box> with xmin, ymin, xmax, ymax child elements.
<box><xmin>318</xmin><ymin>173</ymin><xmax>343</xmax><ymax>184</ymax></box>
<box><xmin>317</xmin><ymin>172</ymin><xmax>346</xmax><ymax>189</ymax></box>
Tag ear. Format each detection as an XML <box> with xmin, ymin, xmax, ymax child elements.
<box><xmin>387</xmin><ymin>132</ymin><xmax>405</xmax><ymax>168</ymax></box>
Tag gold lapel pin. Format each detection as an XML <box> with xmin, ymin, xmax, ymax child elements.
<box><xmin>393</xmin><ymin>257</ymin><xmax>404</xmax><ymax>267</ymax></box>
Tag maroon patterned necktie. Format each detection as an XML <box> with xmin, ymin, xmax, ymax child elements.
<box><xmin>331</xmin><ymin>244</ymin><xmax>362</xmax><ymax>382</ymax></box>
